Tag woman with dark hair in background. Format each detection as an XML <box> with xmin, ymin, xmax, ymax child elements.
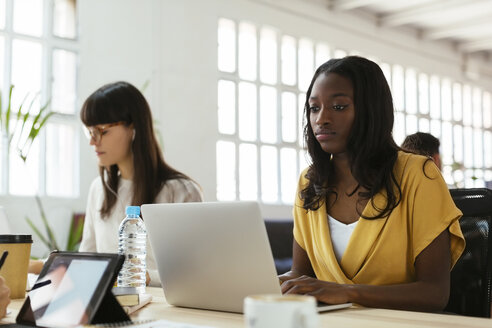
<box><xmin>279</xmin><ymin>56</ymin><xmax>464</xmax><ymax>312</ymax></box>
<box><xmin>77</xmin><ymin>81</ymin><xmax>203</xmax><ymax>286</ymax></box>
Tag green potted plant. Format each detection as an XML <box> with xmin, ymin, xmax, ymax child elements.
<box><xmin>0</xmin><ymin>85</ymin><xmax>83</xmax><ymax>253</ymax></box>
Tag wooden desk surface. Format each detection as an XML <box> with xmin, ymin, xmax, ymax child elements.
<box><xmin>1</xmin><ymin>287</ymin><xmax>490</xmax><ymax>327</ymax></box>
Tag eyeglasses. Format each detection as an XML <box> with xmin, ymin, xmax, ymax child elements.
<box><xmin>84</xmin><ymin>121</ymin><xmax>126</xmax><ymax>143</ymax></box>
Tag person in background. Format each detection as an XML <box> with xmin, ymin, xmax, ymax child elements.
<box><xmin>401</xmin><ymin>132</ymin><xmax>442</xmax><ymax>170</ymax></box>
<box><xmin>30</xmin><ymin>82</ymin><xmax>203</xmax><ymax>285</ymax></box>
<box><xmin>279</xmin><ymin>56</ymin><xmax>464</xmax><ymax>312</ymax></box>
<box><xmin>79</xmin><ymin>81</ymin><xmax>203</xmax><ymax>286</ymax></box>
<box><xmin>0</xmin><ymin>276</ymin><xmax>10</xmax><ymax>318</ymax></box>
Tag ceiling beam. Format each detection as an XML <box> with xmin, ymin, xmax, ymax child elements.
<box><xmin>381</xmin><ymin>0</ymin><xmax>481</xmax><ymax>27</ymax></box>
<box><xmin>459</xmin><ymin>37</ymin><xmax>492</xmax><ymax>52</ymax></box>
<box><xmin>331</xmin><ymin>0</ymin><xmax>386</xmax><ymax>11</ymax></box>
<box><xmin>424</xmin><ymin>15</ymin><xmax>492</xmax><ymax>40</ymax></box>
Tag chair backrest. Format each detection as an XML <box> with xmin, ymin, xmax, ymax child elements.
<box><xmin>264</xmin><ymin>219</ymin><xmax>294</xmax><ymax>275</ymax></box>
<box><xmin>445</xmin><ymin>188</ymin><xmax>492</xmax><ymax>318</ymax></box>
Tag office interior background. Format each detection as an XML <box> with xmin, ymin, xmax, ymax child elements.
<box><xmin>0</xmin><ymin>0</ymin><xmax>491</xmax><ymax>257</ymax></box>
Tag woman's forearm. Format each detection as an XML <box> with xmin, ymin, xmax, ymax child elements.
<box><xmin>283</xmin><ymin>276</ymin><xmax>449</xmax><ymax>312</ymax></box>
<box><xmin>345</xmin><ymin>280</ymin><xmax>449</xmax><ymax>312</ymax></box>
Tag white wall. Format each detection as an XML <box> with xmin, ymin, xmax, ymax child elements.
<box><xmin>2</xmin><ymin>0</ymin><xmax>492</xmax><ymax>256</ymax></box>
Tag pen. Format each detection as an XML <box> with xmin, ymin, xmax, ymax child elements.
<box><xmin>31</xmin><ymin>279</ymin><xmax>52</xmax><ymax>291</ymax></box>
<box><xmin>0</xmin><ymin>251</ymin><xmax>8</xmax><ymax>270</ymax></box>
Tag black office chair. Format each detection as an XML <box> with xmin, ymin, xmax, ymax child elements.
<box><xmin>445</xmin><ymin>188</ymin><xmax>492</xmax><ymax>318</ymax></box>
<box><xmin>264</xmin><ymin>219</ymin><xmax>294</xmax><ymax>275</ymax></box>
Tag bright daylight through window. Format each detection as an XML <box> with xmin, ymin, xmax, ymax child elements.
<box><xmin>216</xmin><ymin>18</ymin><xmax>492</xmax><ymax>204</ymax></box>
<box><xmin>0</xmin><ymin>0</ymin><xmax>78</xmax><ymax>197</ymax></box>
<box><xmin>217</xmin><ymin>18</ymin><xmax>329</xmax><ymax>204</ymax></box>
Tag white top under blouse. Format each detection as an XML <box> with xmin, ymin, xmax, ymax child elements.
<box><xmin>328</xmin><ymin>214</ymin><xmax>359</xmax><ymax>263</ymax></box>
<box><xmin>79</xmin><ymin>176</ymin><xmax>203</xmax><ymax>286</ymax></box>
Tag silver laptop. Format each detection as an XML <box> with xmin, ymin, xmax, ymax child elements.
<box><xmin>142</xmin><ymin>201</ymin><xmax>351</xmax><ymax>313</ymax></box>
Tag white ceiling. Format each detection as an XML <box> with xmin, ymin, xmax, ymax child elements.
<box><xmin>329</xmin><ymin>0</ymin><xmax>492</xmax><ymax>56</ymax></box>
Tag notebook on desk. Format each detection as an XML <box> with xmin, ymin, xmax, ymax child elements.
<box><xmin>142</xmin><ymin>201</ymin><xmax>351</xmax><ymax>313</ymax></box>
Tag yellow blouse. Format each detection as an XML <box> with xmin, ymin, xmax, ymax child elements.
<box><xmin>293</xmin><ymin>151</ymin><xmax>465</xmax><ymax>285</ymax></box>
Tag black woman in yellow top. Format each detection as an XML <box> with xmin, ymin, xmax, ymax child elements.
<box><xmin>279</xmin><ymin>56</ymin><xmax>464</xmax><ymax>313</ymax></box>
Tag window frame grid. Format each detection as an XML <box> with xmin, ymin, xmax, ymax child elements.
<box><xmin>218</xmin><ymin>19</ymin><xmax>311</xmax><ymax>204</ymax></box>
<box><xmin>217</xmin><ymin>18</ymin><xmax>492</xmax><ymax>203</ymax></box>
<box><xmin>0</xmin><ymin>0</ymin><xmax>79</xmax><ymax>197</ymax></box>
<box><xmin>384</xmin><ymin>63</ymin><xmax>492</xmax><ymax>187</ymax></box>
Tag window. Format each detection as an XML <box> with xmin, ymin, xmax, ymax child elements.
<box><xmin>0</xmin><ymin>0</ymin><xmax>78</xmax><ymax>197</ymax></box>
<box><xmin>388</xmin><ymin>65</ymin><xmax>492</xmax><ymax>188</ymax></box>
<box><xmin>217</xmin><ymin>19</ymin><xmax>492</xmax><ymax>202</ymax></box>
<box><xmin>217</xmin><ymin>18</ymin><xmax>331</xmax><ymax>204</ymax></box>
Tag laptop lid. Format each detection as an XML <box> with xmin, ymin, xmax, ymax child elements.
<box><xmin>142</xmin><ymin>201</ymin><xmax>282</xmax><ymax>313</ymax></box>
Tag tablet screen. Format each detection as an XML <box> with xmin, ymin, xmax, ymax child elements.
<box><xmin>17</xmin><ymin>252</ymin><xmax>122</xmax><ymax>327</ymax></box>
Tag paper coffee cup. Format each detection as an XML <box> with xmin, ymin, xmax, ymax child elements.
<box><xmin>0</xmin><ymin>234</ymin><xmax>33</xmax><ymax>299</ymax></box>
<box><xmin>244</xmin><ymin>294</ymin><xmax>318</xmax><ymax>328</ymax></box>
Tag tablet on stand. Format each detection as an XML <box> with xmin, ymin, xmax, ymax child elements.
<box><xmin>13</xmin><ymin>251</ymin><xmax>130</xmax><ymax>327</ymax></box>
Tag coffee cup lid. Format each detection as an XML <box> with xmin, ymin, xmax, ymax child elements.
<box><xmin>0</xmin><ymin>234</ymin><xmax>33</xmax><ymax>243</ymax></box>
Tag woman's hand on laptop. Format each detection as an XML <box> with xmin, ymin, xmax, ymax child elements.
<box><xmin>281</xmin><ymin>275</ymin><xmax>350</xmax><ymax>305</ymax></box>
<box><xmin>278</xmin><ymin>270</ymin><xmax>303</xmax><ymax>284</ymax></box>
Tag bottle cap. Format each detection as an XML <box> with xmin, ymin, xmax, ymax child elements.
<box><xmin>125</xmin><ymin>206</ymin><xmax>140</xmax><ymax>216</ymax></box>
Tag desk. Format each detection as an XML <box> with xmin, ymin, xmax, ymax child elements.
<box><xmin>1</xmin><ymin>287</ymin><xmax>490</xmax><ymax>327</ymax></box>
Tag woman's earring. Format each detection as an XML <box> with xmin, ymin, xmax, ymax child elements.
<box><xmin>132</xmin><ymin>129</ymin><xmax>136</xmax><ymax>141</ymax></box>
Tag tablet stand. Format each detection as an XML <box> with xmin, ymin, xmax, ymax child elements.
<box><xmin>14</xmin><ymin>252</ymin><xmax>131</xmax><ymax>327</ymax></box>
<box><xmin>91</xmin><ymin>288</ymin><xmax>131</xmax><ymax>324</ymax></box>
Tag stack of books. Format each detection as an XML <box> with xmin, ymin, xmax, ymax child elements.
<box><xmin>112</xmin><ymin>287</ymin><xmax>152</xmax><ymax>314</ymax></box>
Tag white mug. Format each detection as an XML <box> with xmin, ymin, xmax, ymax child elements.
<box><xmin>244</xmin><ymin>294</ymin><xmax>318</xmax><ymax>328</ymax></box>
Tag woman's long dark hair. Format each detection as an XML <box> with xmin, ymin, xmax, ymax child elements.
<box><xmin>80</xmin><ymin>81</ymin><xmax>188</xmax><ymax>217</ymax></box>
<box><xmin>301</xmin><ymin>56</ymin><xmax>401</xmax><ymax>220</ymax></box>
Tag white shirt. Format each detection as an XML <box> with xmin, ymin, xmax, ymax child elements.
<box><xmin>79</xmin><ymin>177</ymin><xmax>203</xmax><ymax>286</ymax></box>
<box><xmin>328</xmin><ymin>214</ymin><xmax>358</xmax><ymax>263</ymax></box>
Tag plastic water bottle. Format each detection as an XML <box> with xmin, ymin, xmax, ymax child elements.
<box><xmin>117</xmin><ymin>205</ymin><xmax>147</xmax><ymax>293</ymax></box>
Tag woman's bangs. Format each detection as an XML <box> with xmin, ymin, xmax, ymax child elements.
<box><xmin>80</xmin><ymin>93</ymin><xmax>125</xmax><ymax>126</ymax></box>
